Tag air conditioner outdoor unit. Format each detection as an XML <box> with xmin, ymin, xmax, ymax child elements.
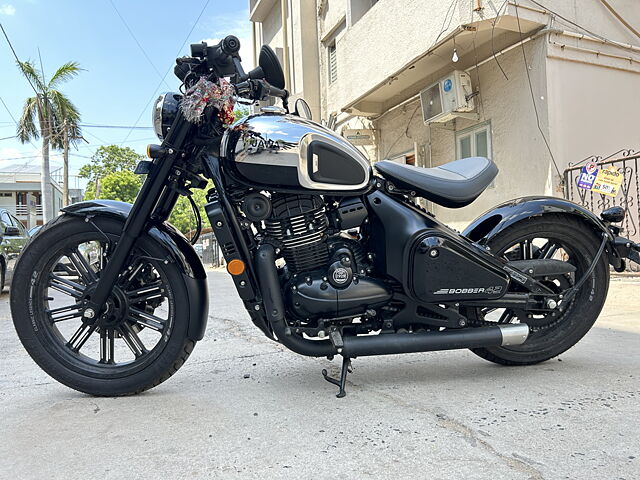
<box><xmin>420</xmin><ymin>70</ymin><xmax>475</xmax><ymax>124</ymax></box>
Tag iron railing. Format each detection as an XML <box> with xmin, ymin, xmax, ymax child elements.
<box><xmin>563</xmin><ymin>149</ymin><xmax>639</xmax><ymax>270</ymax></box>
<box><xmin>195</xmin><ymin>232</ymin><xmax>225</xmax><ymax>269</ymax></box>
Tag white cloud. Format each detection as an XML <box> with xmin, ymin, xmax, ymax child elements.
<box><xmin>0</xmin><ymin>4</ymin><xmax>16</xmax><ymax>15</ymax></box>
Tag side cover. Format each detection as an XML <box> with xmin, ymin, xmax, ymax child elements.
<box><xmin>61</xmin><ymin>200</ymin><xmax>209</xmax><ymax>341</ymax></box>
<box><xmin>366</xmin><ymin>190</ymin><xmax>509</xmax><ymax>303</ymax></box>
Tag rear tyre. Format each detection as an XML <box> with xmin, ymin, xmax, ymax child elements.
<box><xmin>467</xmin><ymin>215</ymin><xmax>609</xmax><ymax>366</ymax></box>
<box><xmin>11</xmin><ymin>215</ymin><xmax>196</xmax><ymax>396</ymax></box>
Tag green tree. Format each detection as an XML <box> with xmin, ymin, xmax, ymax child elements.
<box><xmin>84</xmin><ymin>171</ymin><xmax>142</xmax><ymax>203</ymax></box>
<box><xmin>16</xmin><ymin>60</ymin><xmax>83</xmax><ymax>222</ymax></box>
<box><xmin>169</xmin><ymin>188</ymin><xmax>210</xmax><ymax>235</ymax></box>
<box><xmin>79</xmin><ymin>145</ymin><xmax>144</xmax><ymax>198</ymax></box>
<box><xmin>168</xmin><ymin>109</ymin><xmax>247</xmax><ymax>235</ymax></box>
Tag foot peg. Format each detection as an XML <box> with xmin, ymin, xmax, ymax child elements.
<box><xmin>322</xmin><ymin>356</ymin><xmax>352</xmax><ymax>398</ymax></box>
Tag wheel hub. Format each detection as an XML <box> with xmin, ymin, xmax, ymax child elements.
<box><xmin>82</xmin><ymin>285</ymin><xmax>129</xmax><ymax>328</ymax></box>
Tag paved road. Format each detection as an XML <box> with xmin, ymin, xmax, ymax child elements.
<box><xmin>1</xmin><ymin>272</ymin><xmax>639</xmax><ymax>480</ymax></box>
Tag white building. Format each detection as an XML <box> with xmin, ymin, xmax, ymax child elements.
<box><xmin>0</xmin><ymin>164</ymin><xmax>66</xmax><ymax>227</ymax></box>
<box><xmin>249</xmin><ymin>0</ymin><xmax>640</xmax><ymax>230</ymax></box>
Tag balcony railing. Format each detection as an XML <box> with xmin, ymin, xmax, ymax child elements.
<box><xmin>6</xmin><ymin>205</ymin><xmax>44</xmax><ymax>216</ymax></box>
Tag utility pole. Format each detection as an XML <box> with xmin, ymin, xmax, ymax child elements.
<box><xmin>63</xmin><ymin>119</ymin><xmax>69</xmax><ymax>207</ymax></box>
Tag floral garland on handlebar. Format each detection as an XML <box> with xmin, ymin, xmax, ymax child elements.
<box><xmin>180</xmin><ymin>77</ymin><xmax>236</xmax><ymax>126</ymax></box>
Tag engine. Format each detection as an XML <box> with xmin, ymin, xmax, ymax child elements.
<box><xmin>264</xmin><ymin>194</ymin><xmax>329</xmax><ymax>273</ymax></box>
<box><xmin>262</xmin><ymin>193</ymin><xmax>392</xmax><ymax>322</ymax></box>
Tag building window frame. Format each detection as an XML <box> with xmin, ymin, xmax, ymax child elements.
<box><xmin>456</xmin><ymin>121</ymin><xmax>492</xmax><ymax>161</ymax></box>
<box><xmin>328</xmin><ymin>42</ymin><xmax>337</xmax><ymax>84</ymax></box>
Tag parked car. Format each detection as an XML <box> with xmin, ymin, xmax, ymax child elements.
<box><xmin>28</xmin><ymin>225</ymin><xmax>42</xmax><ymax>237</ymax></box>
<box><xmin>0</xmin><ymin>209</ymin><xmax>29</xmax><ymax>291</ymax></box>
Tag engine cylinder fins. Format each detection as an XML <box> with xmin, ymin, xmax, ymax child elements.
<box><xmin>265</xmin><ymin>194</ymin><xmax>329</xmax><ymax>273</ymax></box>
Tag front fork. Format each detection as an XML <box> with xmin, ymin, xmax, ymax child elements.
<box><xmin>80</xmin><ymin>113</ymin><xmax>191</xmax><ymax>321</ymax></box>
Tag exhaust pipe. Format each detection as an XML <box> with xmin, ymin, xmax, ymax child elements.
<box><xmin>255</xmin><ymin>244</ymin><xmax>529</xmax><ymax>358</ymax></box>
<box><xmin>342</xmin><ymin>323</ymin><xmax>528</xmax><ymax>357</ymax></box>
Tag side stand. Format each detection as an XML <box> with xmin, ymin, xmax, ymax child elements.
<box><xmin>322</xmin><ymin>356</ymin><xmax>352</xmax><ymax>398</ymax></box>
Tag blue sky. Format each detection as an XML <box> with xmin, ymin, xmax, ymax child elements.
<box><xmin>0</xmin><ymin>0</ymin><xmax>253</xmax><ymax>186</ymax></box>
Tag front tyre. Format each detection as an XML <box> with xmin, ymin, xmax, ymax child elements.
<box><xmin>11</xmin><ymin>216</ymin><xmax>196</xmax><ymax>396</ymax></box>
<box><xmin>467</xmin><ymin>214</ymin><xmax>609</xmax><ymax>366</ymax></box>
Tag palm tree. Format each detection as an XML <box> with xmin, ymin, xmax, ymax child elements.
<box><xmin>16</xmin><ymin>60</ymin><xmax>82</xmax><ymax>222</ymax></box>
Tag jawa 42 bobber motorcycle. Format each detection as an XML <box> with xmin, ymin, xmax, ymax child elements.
<box><xmin>11</xmin><ymin>36</ymin><xmax>640</xmax><ymax>397</ymax></box>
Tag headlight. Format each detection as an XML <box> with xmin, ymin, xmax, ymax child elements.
<box><xmin>152</xmin><ymin>92</ymin><xmax>182</xmax><ymax>140</ymax></box>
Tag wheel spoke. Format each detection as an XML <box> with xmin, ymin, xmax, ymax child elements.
<box><xmin>49</xmin><ymin>274</ymin><xmax>86</xmax><ymax>299</ymax></box>
<box><xmin>46</xmin><ymin>304</ymin><xmax>83</xmax><ymax>323</ymax></box>
<box><xmin>67</xmin><ymin>248</ymin><xmax>97</xmax><ymax>284</ymax></box>
<box><xmin>126</xmin><ymin>282</ymin><xmax>164</xmax><ymax>304</ymax></box>
<box><xmin>99</xmin><ymin>328</ymin><xmax>115</xmax><ymax>364</ymax></box>
<box><xmin>129</xmin><ymin>307</ymin><xmax>166</xmax><ymax>332</ymax></box>
<box><xmin>119</xmin><ymin>323</ymin><xmax>148</xmax><ymax>358</ymax></box>
<box><xmin>67</xmin><ymin>323</ymin><xmax>97</xmax><ymax>352</ymax></box>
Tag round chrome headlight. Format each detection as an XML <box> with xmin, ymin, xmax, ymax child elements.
<box><xmin>152</xmin><ymin>92</ymin><xmax>182</xmax><ymax>140</ymax></box>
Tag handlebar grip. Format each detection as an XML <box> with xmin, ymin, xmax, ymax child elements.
<box><xmin>264</xmin><ymin>82</ymin><xmax>288</xmax><ymax>99</ymax></box>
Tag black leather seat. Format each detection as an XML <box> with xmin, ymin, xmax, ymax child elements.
<box><xmin>375</xmin><ymin>157</ymin><xmax>498</xmax><ymax>208</ymax></box>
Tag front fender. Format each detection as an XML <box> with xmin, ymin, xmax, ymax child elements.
<box><xmin>463</xmin><ymin>196</ymin><xmax>614</xmax><ymax>243</ymax></box>
<box><xmin>61</xmin><ymin>200</ymin><xmax>209</xmax><ymax>340</ymax></box>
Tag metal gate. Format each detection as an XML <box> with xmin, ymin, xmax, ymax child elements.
<box><xmin>196</xmin><ymin>231</ymin><xmax>225</xmax><ymax>268</ymax></box>
<box><xmin>563</xmin><ymin>148</ymin><xmax>639</xmax><ymax>270</ymax></box>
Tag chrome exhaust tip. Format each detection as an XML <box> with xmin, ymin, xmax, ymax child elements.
<box><xmin>498</xmin><ymin>324</ymin><xmax>530</xmax><ymax>346</ymax></box>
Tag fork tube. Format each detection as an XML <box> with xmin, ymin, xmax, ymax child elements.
<box><xmin>86</xmin><ymin>114</ymin><xmax>191</xmax><ymax>310</ymax></box>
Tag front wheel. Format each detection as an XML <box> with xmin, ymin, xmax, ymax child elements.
<box><xmin>11</xmin><ymin>216</ymin><xmax>196</xmax><ymax>396</ymax></box>
<box><xmin>465</xmin><ymin>214</ymin><xmax>610</xmax><ymax>365</ymax></box>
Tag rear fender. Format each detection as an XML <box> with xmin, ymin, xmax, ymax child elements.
<box><xmin>462</xmin><ymin>196</ymin><xmax>622</xmax><ymax>269</ymax></box>
<box><xmin>61</xmin><ymin>200</ymin><xmax>209</xmax><ymax>340</ymax></box>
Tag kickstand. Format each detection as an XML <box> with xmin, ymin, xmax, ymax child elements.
<box><xmin>322</xmin><ymin>356</ymin><xmax>352</xmax><ymax>398</ymax></box>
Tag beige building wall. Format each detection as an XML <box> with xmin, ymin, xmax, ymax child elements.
<box><xmin>375</xmin><ymin>37</ymin><xmax>556</xmax><ymax>231</ymax></box>
<box><xmin>250</xmin><ymin>0</ymin><xmax>640</xmax><ymax>230</ymax></box>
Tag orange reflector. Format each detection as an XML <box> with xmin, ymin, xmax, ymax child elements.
<box><xmin>227</xmin><ymin>259</ymin><xmax>245</xmax><ymax>276</ymax></box>
<box><xmin>146</xmin><ymin>144</ymin><xmax>151</xmax><ymax>158</ymax></box>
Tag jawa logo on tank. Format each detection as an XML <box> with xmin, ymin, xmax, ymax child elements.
<box><xmin>433</xmin><ymin>286</ymin><xmax>503</xmax><ymax>295</ymax></box>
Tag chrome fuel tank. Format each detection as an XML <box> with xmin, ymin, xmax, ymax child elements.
<box><xmin>220</xmin><ymin>112</ymin><xmax>371</xmax><ymax>192</ymax></box>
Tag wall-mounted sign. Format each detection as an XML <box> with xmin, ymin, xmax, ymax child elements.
<box><xmin>343</xmin><ymin>129</ymin><xmax>375</xmax><ymax>146</ymax></box>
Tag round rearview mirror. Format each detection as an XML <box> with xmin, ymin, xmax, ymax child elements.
<box><xmin>259</xmin><ymin>45</ymin><xmax>285</xmax><ymax>89</ymax></box>
<box><xmin>294</xmin><ymin>98</ymin><xmax>312</xmax><ymax>120</ymax></box>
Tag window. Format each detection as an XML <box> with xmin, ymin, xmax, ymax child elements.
<box><xmin>0</xmin><ymin>211</ymin><xmax>10</xmax><ymax>225</ymax></box>
<box><xmin>456</xmin><ymin>123</ymin><xmax>491</xmax><ymax>160</ymax></box>
<box><xmin>328</xmin><ymin>42</ymin><xmax>337</xmax><ymax>84</ymax></box>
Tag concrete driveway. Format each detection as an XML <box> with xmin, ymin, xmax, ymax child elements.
<box><xmin>1</xmin><ymin>272</ymin><xmax>638</xmax><ymax>480</ymax></box>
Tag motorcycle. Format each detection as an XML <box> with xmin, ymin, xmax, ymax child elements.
<box><xmin>11</xmin><ymin>36</ymin><xmax>640</xmax><ymax>398</ymax></box>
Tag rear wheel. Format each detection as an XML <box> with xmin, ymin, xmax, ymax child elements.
<box><xmin>466</xmin><ymin>215</ymin><xmax>609</xmax><ymax>365</ymax></box>
<box><xmin>11</xmin><ymin>216</ymin><xmax>196</xmax><ymax>396</ymax></box>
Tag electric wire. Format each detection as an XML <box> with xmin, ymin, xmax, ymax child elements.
<box><xmin>513</xmin><ymin>2</ymin><xmax>562</xmax><ymax>181</ymax></box>
<box><xmin>382</xmin><ymin>103</ymin><xmax>421</xmax><ymax>160</ymax></box>
<box><xmin>79</xmin><ymin>123</ymin><xmax>153</xmax><ymax>130</ymax></box>
<box><xmin>107</xmin><ymin>0</ymin><xmax>172</xmax><ymax>90</ymax></box>
<box><xmin>527</xmin><ymin>0</ymin><xmax>636</xmax><ymax>48</ymax></box>
<box><xmin>119</xmin><ymin>0</ymin><xmax>212</xmax><ymax>145</ymax></box>
<box><xmin>597</xmin><ymin>0</ymin><xmax>640</xmax><ymax>40</ymax></box>
<box><xmin>0</xmin><ymin>94</ymin><xmax>40</xmax><ymax>151</ymax></box>
<box><xmin>490</xmin><ymin>0</ymin><xmax>510</xmax><ymax>80</ymax></box>
<box><xmin>0</xmin><ymin>22</ymin><xmax>40</xmax><ymax>98</ymax></box>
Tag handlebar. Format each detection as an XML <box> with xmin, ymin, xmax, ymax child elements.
<box><xmin>178</xmin><ymin>36</ymin><xmax>288</xmax><ymax>103</ymax></box>
<box><xmin>234</xmin><ymin>79</ymin><xmax>289</xmax><ymax>102</ymax></box>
